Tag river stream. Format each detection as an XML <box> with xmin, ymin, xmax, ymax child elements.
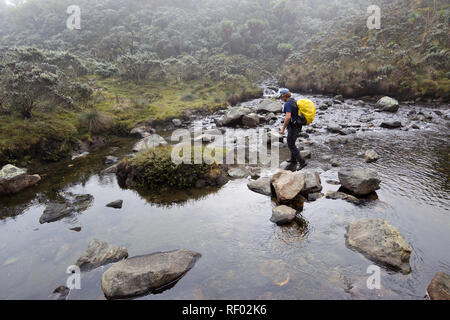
<box><xmin>0</xmin><ymin>93</ymin><xmax>449</xmax><ymax>300</ymax></box>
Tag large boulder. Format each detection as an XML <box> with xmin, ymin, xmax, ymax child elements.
<box><xmin>427</xmin><ymin>272</ymin><xmax>450</xmax><ymax>300</ymax></box>
<box><xmin>132</xmin><ymin>134</ymin><xmax>168</xmax><ymax>153</ymax></box>
<box><xmin>247</xmin><ymin>177</ymin><xmax>271</xmax><ymax>196</ymax></box>
<box><xmin>257</xmin><ymin>100</ymin><xmax>283</xmax><ymax>114</ymax></box>
<box><xmin>270</xmin><ymin>205</ymin><xmax>297</xmax><ymax>225</ymax></box>
<box><xmin>0</xmin><ymin>164</ymin><xmax>41</xmax><ymax>196</ymax></box>
<box><xmin>219</xmin><ymin>107</ymin><xmax>252</xmax><ymax>126</ymax></box>
<box><xmin>39</xmin><ymin>203</ymin><xmax>75</xmax><ymax>224</ymax></box>
<box><xmin>270</xmin><ymin>170</ymin><xmax>306</xmax><ymax>203</ymax></box>
<box><xmin>101</xmin><ymin>250</ymin><xmax>201</xmax><ymax>299</ymax></box>
<box><xmin>345</xmin><ymin>219</ymin><xmax>412</xmax><ymax>274</ymax></box>
<box><xmin>338</xmin><ymin>167</ymin><xmax>381</xmax><ymax>196</ymax></box>
<box><xmin>377</xmin><ymin>97</ymin><xmax>399</xmax><ymax>113</ymax></box>
<box><xmin>75</xmin><ymin>239</ymin><xmax>128</xmax><ymax>272</ymax></box>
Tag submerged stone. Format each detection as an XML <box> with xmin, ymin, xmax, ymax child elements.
<box><xmin>427</xmin><ymin>272</ymin><xmax>450</xmax><ymax>300</ymax></box>
<box><xmin>39</xmin><ymin>203</ymin><xmax>75</xmax><ymax>224</ymax></box>
<box><xmin>345</xmin><ymin>219</ymin><xmax>412</xmax><ymax>274</ymax></box>
<box><xmin>75</xmin><ymin>239</ymin><xmax>128</xmax><ymax>272</ymax></box>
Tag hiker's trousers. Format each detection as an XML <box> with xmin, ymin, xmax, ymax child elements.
<box><xmin>287</xmin><ymin>125</ymin><xmax>302</xmax><ymax>159</ymax></box>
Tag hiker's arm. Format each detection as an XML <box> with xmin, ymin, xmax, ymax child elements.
<box><xmin>281</xmin><ymin>112</ymin><xmax>291</xmax><ymax>135</ymax></box>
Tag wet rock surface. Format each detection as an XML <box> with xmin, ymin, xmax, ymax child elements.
<box><xmin>364</xmin><ymin>150</ymin><xmax>380</xmax><ymax>163</ymax></box>
<box><xmin>101</xmin><ymin>249</ymin><xmax>201</xmax><ymax>299</ymax></box>
<box><xmin>218</xmin><ymin>106</ymin><xmax>253</xmax><ymax>127</ymax></box>
<box><xmin>338</xmin><ymin>168</ymin><xmax>381</xmax><ymax>196</ymax></box>
<box><xmin>301</xmin><ymin>171</ymin><xmax>322</xmax><ymax>195</ymax></box>
<box><xmin>427</xmin><ymin>272</ymin><xmax>450</xmax><ymax>300</ymax></box>
<box><xmin>242</xmin><ymin>113</ymin><xmax>260</xmax><ymax>127</ymax></box>
<box><xmin>247</xmin><ymin>177</ymin><xmax>272</xmax><ymax>196</ymax></box>
<box><xmin>376</xmin><ymin>97</ymin><xmax>399</xmax><ymax>113</ymax></box>
<box><xmin>345</xmin><ymin>219</ymin><xmax>412</xmax><ymax>274</ymax></box>
<box><xmin>270</xmin><ymin>205</ymin><xmax>297</xmax><ymax>225</ymax></box>
<box><xmin>39</xmin><ymin>203</ymin><xmax>75</xmax><ymax>224</ymax></box>
<box><xmin>50</xmin><ymin>286</ymin><xmax>70</xmax><ymax>300</ymax></box>
<box><xmin>75</xmin><ymin>239</ymin><xmax>128</xmax><ymax>272</ymax></box>
<box><xmin>106</xmin><ymin>200</ymin><xmax>123</xmax><ymax>209</ymax></box>
<box><xmin>256</xmin><ymin>100</ymin><xmax>282</xmax><ymax>114</ymax></box>
<box><xmin>0</xmin><ymin>164</ymin><xmax>41</xmax><ymax>196</ymax></box>
<box><xmin>380</xmin><ymin>121</ymin><xmax>402</xmax><ymax>129</ymax></box>
<box><xmin>326</xmin><ymin>191</ymin><xmax>361</xmax><ymax>204</ymax></box>
<box><xmin>228</xmin><ymin>167</ymin><xmax>249</xmax><ymax>178</ymax></box>
<box><xmin>270</xmin><ymin>170</ymin><xmax>305</xmax><ymax>203</ymax></box>
<box><xmin>72</xmin><ymin>194</ymin><xmax>94</xmax><ymax>212</ymax></box>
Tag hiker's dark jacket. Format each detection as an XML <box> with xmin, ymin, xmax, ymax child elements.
<box><xmin>283</xmin><ymin>98</ymin><xmax>305</xmax><ymax>128</ymax></box>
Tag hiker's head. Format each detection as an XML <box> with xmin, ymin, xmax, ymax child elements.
<box><xmin>278</xmin><ymin>89</ymin><xmax>291</xmax><ymax>102</ymax></box>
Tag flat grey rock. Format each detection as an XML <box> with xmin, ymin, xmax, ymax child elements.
<box><xmin>247</xmin><ymin>177</ymin><xmax>271</xmax><ymax>196</ymax></box>
<box><xmin>338</xmin><ymin>167</ymin><xmax>381</xmax><ymax>196</ymax></box>
<box><xmin>39</xmin><ymin>203</ymin><xmax>75</xmax><ymax>224</ymax></box>
<box><xmin>75</xmin><ymin>239</ymin><xmax>128</xmax><ymax>272</ymax></box>
<box><xmin>101</xmin><ymin>250</ymin><xmax>201</xmax><ymax>299</ymax></box>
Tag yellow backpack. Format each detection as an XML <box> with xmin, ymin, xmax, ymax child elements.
<box><xmin>297</xmin><ymin>99</ymin><xmax>316</xmax><ymax>125</ymax></box>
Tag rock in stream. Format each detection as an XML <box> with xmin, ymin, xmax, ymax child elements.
<box><xmin>345</xmin><ymin>219</ymin><xmax>412</xmax><ymax>274</ymax></box>
<box><xmin>75</xmin><ymin>239</ymin><xmax>128</xmax><ymax>272</ymax></box>
<box><xmin>101</xmin><ymin>249</ymin><xmax>201</xmax><ymax>299</ymax></box>
<box><xmin>338</xmin><ymin>167</ymin><xmax>381</xmax><ymax>196</ymax></box>
<box><xmin>427</xmin><ymin>272</ymin><xmax>450</xmax><ymax>300</ymax></box>
<box><xmin>0</xmin><ymin>164</ymin><xmax>41</xmax><ymax>196</ymax></box>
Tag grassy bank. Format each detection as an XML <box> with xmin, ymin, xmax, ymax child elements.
<box><xmin>0</xmin><ymin>77</ymin><xmax>262</xmax><ymax>167</ymax></box>
<box><xmin>280</xmin><ymin>3</ymin><xmax>450</xmax><ymax>101</ymax></box>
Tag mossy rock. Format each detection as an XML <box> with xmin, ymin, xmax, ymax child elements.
<box><xmin>116</xmin><ymin>146</ymin><xmax>228</xmax><ymax>191</ymax></box>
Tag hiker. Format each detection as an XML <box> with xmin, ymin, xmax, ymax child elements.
<box><xmin>278</xmin><ymin>88</ymin><xmax>307</xmax><ymax>170</ymax></box>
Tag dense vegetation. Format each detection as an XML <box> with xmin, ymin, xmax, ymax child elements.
<box><xmin>116</xmin><ymin>146</ymin><xmax>225</xmax><ymax>190</ymax></box>
<box><xmin>281</xmin><ymin>0</ymin><xmax>450</xmax><ymax>99</ymax></box>
<box><xmin>0</xmin><ymin>0</ymin><xmax>448</xmax><ymax>165</ymax></box>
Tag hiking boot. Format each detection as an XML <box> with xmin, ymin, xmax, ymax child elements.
<box><xmin>286</xmin><ymin>156</ymin><xmax>297</xmax><ymax>163</ymax></box>
<box><xmin>296</xmin><ymin>155</ymin><xmax>307</xmax><ymax>171</ymax></box>
<box><xmin>297</xmin><ymin>162</ymin><xmax>307</xmax><ymax>171</ymax></box>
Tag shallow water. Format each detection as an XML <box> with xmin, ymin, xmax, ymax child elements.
<box><xmin>0</xmin><ymin>95</ymin><xmax>449</xmax><ymax>300</ymax></box>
